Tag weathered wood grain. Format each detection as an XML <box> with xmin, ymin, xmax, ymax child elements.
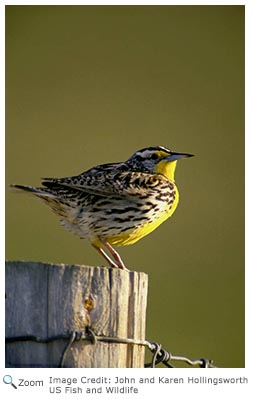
<box><xmin>5</xmin><ymin>261</ymin><xmax>148</xmax><ymax>368</ymax></box>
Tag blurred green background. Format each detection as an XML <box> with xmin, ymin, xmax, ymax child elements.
<box><xmin>6</xmin><ymin>6</ymin><xmax>244</xmax><ymax>367</ymax></box>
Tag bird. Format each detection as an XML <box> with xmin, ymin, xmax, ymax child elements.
<box><xmin>11</xmin><ymin>146</ymin><xmax>193</xmax><ymax>271</ymax></box>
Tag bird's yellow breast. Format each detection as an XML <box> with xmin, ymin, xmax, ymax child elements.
<box><xmin>106</xmin><ymin>186</ymin><xmax>179</xmax><ymax>246</ymax></box>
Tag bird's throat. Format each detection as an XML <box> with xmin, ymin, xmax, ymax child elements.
<box><xmin>155</xmin><ymin>160</ymin><xmax>177</xmax><ymax>181</ymax></box>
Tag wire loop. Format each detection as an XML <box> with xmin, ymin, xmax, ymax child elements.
<box><xmin>60</xmin><ymin>331</ymin><xmax>76</xmax><ymax>367</ymax></box>
<box><xmin>86</xmin><ymin>327</ymin><xmax>98</xmax><ymax>345</ymax></box>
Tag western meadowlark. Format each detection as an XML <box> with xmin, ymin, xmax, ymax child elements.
<box><xmin>11</xmin><ymin>146</ymin><xmax>193</xmax><ymax>271</ymax></box>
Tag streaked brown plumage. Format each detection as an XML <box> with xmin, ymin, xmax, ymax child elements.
<box><xmin>11</xmin><ymin>146</ymin><xmax>193</xmax><ymax>270</ymax></box>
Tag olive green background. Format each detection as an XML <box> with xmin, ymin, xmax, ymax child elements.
<box><xmin>6</xmin><ymin>6</ymin><xmax>244</xmax><ymax>367</ymax></box>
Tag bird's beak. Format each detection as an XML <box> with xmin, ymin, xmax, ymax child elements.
<box><xmin>166</xmin><ymin>152</ymin><xmax>194</xmax><ymax>162</ymax></box>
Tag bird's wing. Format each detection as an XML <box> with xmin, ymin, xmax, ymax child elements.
<box><xmin>42</xmin><ymin>165</ymin><xmax>168</xmax><ymax>199</ymax></box>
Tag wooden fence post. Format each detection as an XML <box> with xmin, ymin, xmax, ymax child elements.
<box><xmin>5</xmin><ymin>261</ymin><xmax>148</xmax><ymax>368</ymax></box>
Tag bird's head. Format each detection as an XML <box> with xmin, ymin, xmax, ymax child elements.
<box><xmin>126</xmin><ymin>146</ymin><xmax>193</xmax><ymax>181</ymax></box>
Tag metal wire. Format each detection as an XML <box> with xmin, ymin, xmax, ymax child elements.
<box><xmin>6</xmin><ymin>327</ymin><xmax>217</xmax><ymax>368</ymax></box>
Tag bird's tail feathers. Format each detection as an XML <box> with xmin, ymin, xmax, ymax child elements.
<box><xmin>10</xmin><ymin>184</ymin><xmax>56</xmax><ymax>199</ymax></box>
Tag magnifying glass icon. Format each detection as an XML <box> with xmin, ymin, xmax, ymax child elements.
<box><xmin>3</xmin><ymin>375</ymin><xmax>17</xmax><ymax>389</ymax></box>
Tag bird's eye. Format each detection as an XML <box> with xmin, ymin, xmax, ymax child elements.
<box><xmin>150</xmin><ymin>153</ymin><xmax>159</xmax><ymax>160</ymax></box>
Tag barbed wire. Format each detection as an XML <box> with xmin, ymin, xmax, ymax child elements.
<box><xmin>6</xmin><ymin>327</ymin><xmax>217</xmax><ymax>368</ymax></box>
